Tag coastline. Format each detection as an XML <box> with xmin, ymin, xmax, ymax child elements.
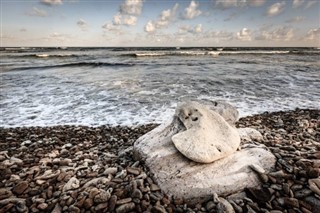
<box><xmin>0</xmin><ymin>108</ymin><xmax>319</xmax><ymax>212</ymax></box>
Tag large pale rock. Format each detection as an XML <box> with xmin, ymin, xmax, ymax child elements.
<box><xmin>133</xmin><ymin>101</ymin><xmax>276</xmax><ymax>203</ymax></box>
<box><xmin>172</xmin><ymin>102</ymin><xmax>240</xmax><ymax>163</ymax></box>
<box><xmin>195</xmin><ymin>99</ymin><xmax>239</xmax><ymax>125</ymax></box>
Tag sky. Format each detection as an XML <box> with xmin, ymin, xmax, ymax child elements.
<box><xmin>1</xmin><ymin>0</ymin><xmax>319</xmax><ymax>47</ymax></box>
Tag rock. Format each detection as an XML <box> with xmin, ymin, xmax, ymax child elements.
<box><xmin>83</xmin><ymin>198</ymin><xmax>94</xmax><ymax>209</ymax></box>
<box><xmin>171</xmin><ymin>102</ymin><xmax>240</xmax><ymax>163</ymax></box>
<box><xmin>115</xmin><ymin>202</ymin><xmax>135</xmax><ymax>213</ymax></box>
<box><xmin>216</xmin><ymin>198</ymin><xmax>235</xmax><ymax>213</ymax></box>
<box><xmin>104</xmin><ymin>167</ymin><xmax>118</xmax><ymax>175</ymax></box>
<box><xmin>308</xmin><ymin>178</ymin><xmax>320</xmax><ymax>196</ymax></box>
<box><xmin>109</xmin><ymin>195</ymin><xmax>117</xmax><ymax>212</ymax></box>
<box><xmin>94</xmin><ymin>189</ymin><xmax>112</xmax><ymax>203</ymax></box>
<box><xmin>195</xmin><ymin>99</ymin><xmax>239</xmax><ymax>125</ymax></box>
<box><xmin>304</xmin><ymin>196</ymin><xmax>320</xmax><ymax>212</ymax></box>
<box><xmin>151</xmin><ymin>205</ymin><xmax>167</xmax><ymax>213</ymax></box>
<box><xmin>13</xmin><ymin>181</ymin><xmax>29</xmax><ymax>195</ymax></box>
<box><xmin>133</xmin><ymin>102</ymin><xmax>276</xmax><ymax>202</ymax></box>
<box><xmin>37</xmin><ymin>203</ymin><xmax>48</xmax><ymax>210</ymax></box>
<box><xmin>238</xmin><ymin>128</ymin><xmax>263</xmax><ymax>142</ymax></box>
<box><xmin>0</xmin><ymin>188</ymin><xmax>12</xmax><ymax>200</ymax></box>
<box><xmin>131</xmin><ymin>189</ymin><xmax>143</xmax><ymax>199</ymax></box>
<box><xmin>245</xmin><ymin>187</ymin><xmax>271</xmax><ymax>204</ymax></box>
<box><xmin>63</xmin><ymin>177</ymin><xmax>80</xmax><ymax>192</ymax></box>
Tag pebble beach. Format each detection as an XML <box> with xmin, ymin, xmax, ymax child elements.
<box><xmin>0</xmin><ymin>108</ymin><xmax>319</xmax><ymax>213</ymax></box>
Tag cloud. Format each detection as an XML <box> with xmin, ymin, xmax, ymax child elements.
<box><xmin>182</xmin><ymin>1</ymin><xmax>202</xmax><ymax>19</ymax></box>
<box><xmin>305</xmin><ymin>0</ymin><xmax>317</xmax><ymax>9</ymax></box>
<box><xmin>215</xmin><ymin>0</ymin><xmax>238</xmax><ymax>9</ymax></box>
<box><xmin>105</xmin><ymin>0</ymin><xmax>144</xmax><ymax>31</ymax></box>
<box><xmin>237</xmin><ymin>28</ymin><xmax>252</xmax><ymax>41</ymax></box>
<box><xmin>266</xmin><ymin>2</ymin><xmax>286</xmax><ymax>17</ymax></box>
<box><xmin>285</xmin><ymin>16</ymin><xmax>305</xmax><ymax>23</ymax></box>
<box><xmin>113</xmin><ymin>13</ymin><xmax>122</xmax><ymax>25</ymax></box>
<box><xmin>293</xmin><ymin>0</ymin><xmax>304</xmax><ymax>8</ymax></box>
<box><xmin>27</xmin><ymin>7</ymin><xmax>48</xmax><ymax>17</ymax></box>
<box><xmin>255</xmin><ymin>26</ymin><xmax>294</xmax><ymax>41</ymax></box>
<box><xmin>208</xmin><ymin>31</ymin><xmax>234</xmax><ymax>42</ymax></box>
<box><xmin>246</xmin><ymin>0</ymin><xmax>266</xmax><ymax>7</ymax></box>
<box><xmin>305</xmin><ymin>28</ymin><xmax>320</xmax><ymax>40</ymax></box>
<box><xmin>20</xmin><ymin>28</ymin><xmax>27</xmax><ymax>32</ymax></box>
<box><xmin>144</xmin><ymin>3</ymin><xmax>179</xmax><ymax>33</ymax></box>
<box><xmin>144</xmin><ymin>21</ymin><xmax>156</xmax><ymax>33</ymax></box>
<box><xmin>178</xmin><ymin>24</ymin><xmax>203</xmax><ymax>34</ymax></box>
<box><xmin>77</xmin><ymin>19</ymin><xmax>88</xmax><ymax>31</ymax></box>
<box><xmin>40</xmin><ymin>0</ymin><xmax>63</xmax><ymax>6</ymax></box>
<box><xmin>123</xmin><ymin>16</ymin><xmax>137</xmax><ymax>26</ymax></box>
<box><xmin>157</xmin><ymin>3</ymin><xmax>179</xmax><ymax>27</ymax></box>
<box><xmin>102</xmin><ymin>23</ymin><xmax>121</xmax><ymax>31</ymax></box>
<box><xmin>119</xmin><ymin>0</ymin><xmax>143</xmax><ymax>16</ymax></box>
<box><xmin>215</xmin><ymin>0</ymin><xmax>266</xmax><ymax>9</ymax></box>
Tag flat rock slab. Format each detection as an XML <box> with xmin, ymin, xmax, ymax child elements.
<box><xmin>133</xmin><ymin>117</ymin><xmax>276</xmax><ymax>203</ymax></box>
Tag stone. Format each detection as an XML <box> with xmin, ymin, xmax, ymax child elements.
<box><xmin>171</xmin><ymin>101</ymin><xmax>241</xmax><ymax>163</ymax></box>
<box><xmin>194</xmin><ymin>99</ymin><xmax>239</xmax><ymax>125</ymax></box>
<box><xmin>0</xmin><ymin>188</ymin><xmax>13</xmax><ymax>200</ymax></box>
<box><xmin>115</xmin><ymin>202</ymin><xmax>135</xmax><ymax>213</ymax></box>
<box><xmin>133</xmin><ymin>101</ymin><xmax>276</xmax><ymax>202</ymax></box>
<box><xmin>94</xmin><ymin>189</ymin><xmax>112</xmax><ymax>203</ymax></box>
<box><xmin>63</xmin><ymin>177</ymin><xmax>80</xmax><ymax>192</ymax></box>
<box><xmin>303</xmin><ymin>196</ymin><xmax>320</xmax><ymax>212</ymax></box>
<box><xmin>216</xmin><ymin>198</ymin><xmax>235</xmax><ymax>213</ymax></box>
<box><xmin>308</xmin><ymin>178</ymin><xmax>320</xmax><ymax>196</ymax></box>
<box><xmin>238</xmin><ymin>128</ymin><xmax>263</xmax><ymax>142</ymax></box>
<box><xmin>13</xmin><ymin>181</ymin><xmax>29</xmax><ymax>195</ymax></box>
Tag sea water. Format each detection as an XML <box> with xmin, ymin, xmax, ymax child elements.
<box><xmin>1</xmin><ymin>47</ymin><xmax>319</xmax><ymax>127</ymax></box>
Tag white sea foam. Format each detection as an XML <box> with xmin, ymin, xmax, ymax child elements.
<box><xmin>1</xmin><ymin>47</ymin><xmax>319</xmax><ymax>127</ymax></box>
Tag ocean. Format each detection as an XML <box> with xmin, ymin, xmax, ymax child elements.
<box><xmin>1</xmin><ymin>47</ymin><xmax>319</xmax><ymax>127</ymax></box>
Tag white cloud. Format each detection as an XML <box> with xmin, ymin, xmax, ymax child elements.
<box><xmin>113</xmin><ymin>13</ymin><xmax>122</xmax><ymax>25</ymax></box>
<box><xmin>305</xmin><ymin>28</ymin><xmax>320</xmax><ymax>40</ymax></box>
<box><xmin>208</xmin><ymin>31</ymin><xmax>234</xmax><ymax>42</ymax></box>
<box><xmin>305</xmin><ymin>0</ymin><xmax>317</xmax><ymax>9</ymax></box>
<box><xmin>40</xmin><ymin>0</ymin><xmax>63</xmax><ymax>6</ymax></box>
<box><xmin>144</xmin><ymin>21</ymin><xmax>155</xmax><ymax>33</ymax></box>
<box><xmin>123</xmin><ymin>16</ymin><xmax>137</xmax><ymax>26</ymax></box>
<box><xmin>285</xmin><ymin>16</ymin><xmax>305</xmax><ymax>23</ymax></box>
<box><xmin>182</xmin><ymin>1</ymin><xmax>202</xmax><ymax>19</ymax></box>
<box><xmin>178</xmin><ymin>24</ymin><xmax>203</xmax><ymax>34</ymax></box>
<box><xmin>256</xmin><ymin>26</ymin><xmax>294</xmax><ymax>41</ymax></box>
<box><xmin>237</xmin><ymin>28</ymin><xmax>252</xmax><ymax>41</ymax></box>
<box><xmin>215</xmin><ymin>0</ymin><xmax>266</xmax><ymax>9</ymax></box>
<box><xmin>157</xmin><ymin>3</ymin><xmax>179</xmax><ymax>27</ymax></box>
<box><xmin>215</xmin><ymin>0</ymin><xmax>238</xmax><ymax>9</ymax></box>
<box><xmin>144</xmin><ymin>3</ymin><xmax>179</xmax><ymax>33</ymax></box>
<box><xmin>105</xmin><ymin>0</ymin><xmax>144</xmax><ymax>31</ymax></box>
<box><xmin>27</xmin><ymin>7</ymin><xmax>48</xmax><ymax>17</ymax></box>
<box><xmin>120</xmin><ymin>0</ymin><xmax>143</xmax><ymax>16</ymax></box>
<box><xmin>195</xmin><ymin>24</ymin><xmax>202</xmax><ymax>33</ymax></box>
<box><xmin>246</xmin><ymin>0</ymin><xmax>266</xmax><ymax>7</ymax></box>
<box><xmin>77</xmin><ymin>19</ymin><xmax>88</xmax><ymax>31</ymax></box>
<box><xmin>293</xmin><ymin>0</ymin><xmax>304</xmax><ymax>8</ymax></box>
<box><xmin>102</xmin><ymin>23</ymin><xmax>121</xmax><ymax>31</ymax></box>
<box><xmin>267</xmin><ymin>2</ymin><xmax>286</xmax><ymax>17</ymax></box>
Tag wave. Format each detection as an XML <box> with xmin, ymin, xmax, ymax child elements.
<box><xmin>11</xmin><ymin>62</ymin><xmax>135</xmax><ymax>71</ymax></box>
<box><xmin>124</xmin><ymin>50</ymin><xmax>319</xmax><ymax>57</ymax></box>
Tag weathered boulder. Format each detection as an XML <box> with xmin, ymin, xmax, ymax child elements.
<box><xmin>195</xmin><ymin>99</ymin><xmax>239</xmax><ymax>125</ymax></box>
<box><xmin>133</xmin><ymin>101</ymin><xmax>276</xmax><ymax>203</ymax></box>
<box><xmin>172</xmin><ymin>102</ymin><xmax>240</xmax><ymax>163</ymax></box>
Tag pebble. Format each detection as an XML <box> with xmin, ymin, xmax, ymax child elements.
<box><xmin>13</xmin><ymin>181</ymin><xmax>29</xmax><ymax>195</ymax></box>
<box><xmin>116</xmin><ymin>202</ymin><xmax>135</xmax><ymax>213</ymax></box>
<box><xmin>0</xmin><ymin>109</ymin><xmax>319</xmax><ymax>212</ymax></box>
